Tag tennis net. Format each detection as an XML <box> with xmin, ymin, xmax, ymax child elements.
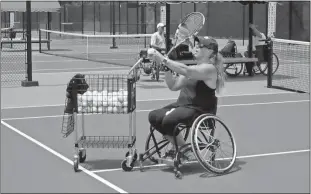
<box><xmin>39</xmin><ymin>29</ymin><xmax>152</xmax><ymax>67</ymax></box>
<box><xmin>269</xmin><ymin>38</ymin><xmax>310</xmax><ymax>93</ymax></box>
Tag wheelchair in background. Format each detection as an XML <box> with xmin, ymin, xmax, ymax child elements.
<box><xmin>137</xmin><ymin>48</ymin><xmax>164</xmax><ymax>81</ymax></box>
<box><xmin>137</xmin><ymin>40</ymin><xmax>194</xmax><ymax>81</ymax></box>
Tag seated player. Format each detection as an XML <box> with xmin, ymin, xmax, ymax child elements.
<box><xmin>147</xmin><ymin>36</ymin><xmax>226</xmax><ymax>158</ymax></box>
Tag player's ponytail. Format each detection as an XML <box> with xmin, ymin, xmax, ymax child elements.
<box><xmin>214</xmin><ymin>52</ymin><xmax>226</xmax><ymax>94</ymax></box>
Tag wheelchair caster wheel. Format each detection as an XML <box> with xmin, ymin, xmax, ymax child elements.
<box><xmin>79</xmin><ymin>149</ymin><xmax>86</xmax><ymax>163</ymax></box>
<box><xmin>121</xmin><ymin>159</ymin><xmax>134</xmax><ymax>172</ymax></box>
<box><xmin>175</xmin><ymin>171</ymin><xmax>183</xmax><ymax>179</ymax></box>
<box><xmin>73</xmin><ymin>156</ymin><xmax>79</xmax><ymax>172</ymax></box>
<box><xmin>126</xmin><ymin>151</ymin><xmax>138</xmax><ymax>162</ymax></box>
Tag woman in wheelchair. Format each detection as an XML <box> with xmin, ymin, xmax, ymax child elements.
<box><xmin>147</xmin><ymin>36</ymin><xmax>225</xmax><ymax>159</ymax></box>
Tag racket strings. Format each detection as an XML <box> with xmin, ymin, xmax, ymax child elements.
<box><xmin>182</xmin><ymin>14</ymin><xmax>205</xmax><ymax>35</ymax></box>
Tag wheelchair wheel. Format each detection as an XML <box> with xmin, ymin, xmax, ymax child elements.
<box><xmin>224</xmin><ymin>63</ymin><xmax>243</xmax><ymax>77</ymax></box>
<box><xmin>256</xmin><ymin>53</ymin><xmax>279</xmax><ymax>76</ymax></box>
<box><xmin>190</xmin><ymin>114</ymin><xmax>237</xmax><ymax>175</ymax></box>
<box><xmin>145</xmin><ymin>124</ymin><xmax>190</xmax><ymax>163</ymax></box>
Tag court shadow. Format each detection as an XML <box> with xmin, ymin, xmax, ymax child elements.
<box><xmin>160</xmin><ymin>159</ymin><xmax>246</xmax><ymax>178</ymax></box>
<box><xmin>138</xmin><ymin>79</ymin><xmax>165</xmax><ymax>83</ymax></box>
<box><xmin>81</xmin><ymin>159</ymin><xmax>124</xmax><ymax>171</ymax></box>
<box><xmin>137</xmin><ymin>84</ymin><xmax>167</xmax><ymax>89</ymax></box>
<box><xmin>226</xmin><ymin>74</ymin><xmax>296</xmax><ymax>83</ymax></box>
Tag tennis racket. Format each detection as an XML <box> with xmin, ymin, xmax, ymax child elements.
<box><xmin>166</xmin><ymin>12</ymin><xmax>205</xmax><ymax>57</ymax></box>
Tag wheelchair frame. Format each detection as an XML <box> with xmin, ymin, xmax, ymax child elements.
<box><xmin>135</xmin><ymin>114</ymin><xmax>233</xmax><ymax>179</ymax></box>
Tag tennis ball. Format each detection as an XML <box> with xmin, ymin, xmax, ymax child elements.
<box><xmin>116</xmin><ymin>101</ymin><xmax>122</xmax><ymax>108</ymax></box>
<box><xmin>97</xmin><ymin>106</ymin><xmax>103</xmax><ymax>113</ymax></box>
<box><xmin>107</xmin><ymin>106</ymin><xmax>113</xmax><ymax>113</ymax></box>
<box><xmin>82</xmin><ymin>100</ymin><xmax>88</xmax><ymax>107</ymax></box>
<box><xmin>112</xmin><ymin>107</ymin><xmax>118</xmax><ymax>113</ymax></box>
<box><xmin>92</xmin><ymin>106</ymin><xmax>97</xmax><ymax>113</ymax></box>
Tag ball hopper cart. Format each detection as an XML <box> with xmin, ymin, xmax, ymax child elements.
<box><xmin>61</xmin><ymin>59</ymin><xmax>142</xmax><ymax>172</ymax></box>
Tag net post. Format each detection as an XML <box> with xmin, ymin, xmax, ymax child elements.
<box><xmin>267</xmin><ymin>39</ymin><xmax>273</xmax><ymax>88</ymax></box>
<box><xmin>21</xmin><ymin>1</ymin><xmax>39</xmax><ymax>87</ymax></box>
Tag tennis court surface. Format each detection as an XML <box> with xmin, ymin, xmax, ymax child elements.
<box><xmin>1</xmin><ymin>52</ymin><xmax>310</xmax><ymax>193</ymax></box>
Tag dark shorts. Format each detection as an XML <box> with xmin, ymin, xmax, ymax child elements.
<box><xmin>148</xmin><ymin>102</ymin><xmax>217</xmax><ymax>136</ymax></box>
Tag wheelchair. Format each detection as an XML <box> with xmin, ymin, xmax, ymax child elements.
<box><xmin>220</xmin><ymin>39</ymin><xmax>245</xmax><ymax>77</ymax></box>
<box><xmin>137</xmin><ymin>48</ymin><xmax>164</xmax><ymax>81</ymax></box>
<box><xmin>121</xmin><ymin>113</ymin><xmax>237</xmax><ymax>179</ymax></box>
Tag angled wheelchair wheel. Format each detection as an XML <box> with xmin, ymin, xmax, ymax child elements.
<box><xmin>145</xmin><ymin>124</ymin><xmax>190</xmax><ymax>163</ymax></box>
<box><xmin>190</xmin><ymin>114</ymin><xmax>237</xmax><ymax>175</ymax></box>
<box><xmin>256</xmin><ymin>53</ymin><xmax>279</xmax><ymax>76</ymax></box>
<box><xmin>224</xmin><ymin>63</ymin><xmax>243</xmax><ymax>77</ymax></box>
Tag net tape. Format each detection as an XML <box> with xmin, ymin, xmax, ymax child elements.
<box><xmin>39</xmin><ymin>29</ymin><xmax>152</xmax><ymax>67</ymax></box>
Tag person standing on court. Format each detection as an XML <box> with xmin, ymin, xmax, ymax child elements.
<box><xmin>244</xmin><ymin>23</ymin><xmax>266</xmax><ymax>76</ymax></box>
<box><xmin>150</xmin><ymin>23</ymin><xmax>166</xmax><ymax>53</ymax></box>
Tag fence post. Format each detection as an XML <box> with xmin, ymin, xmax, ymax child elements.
<box><xmin>39</xmin><ymin>29</ymin><xmax>41</xmax><ymax>52</ymax></box>
<box><xmin>267</xmin><ymin>40</ymin><xmax>273</xmax><ymax>88</ymax></box>
<box><xmin>22</xmin><ymin>1</ymin><xmax>39</xmax><ymax>87</ymax></box>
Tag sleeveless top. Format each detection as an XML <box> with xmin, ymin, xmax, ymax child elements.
<box><xmin>176</xmin><ymin>79</ymin><xmax>218</xmax><ymax>114</ymax></box>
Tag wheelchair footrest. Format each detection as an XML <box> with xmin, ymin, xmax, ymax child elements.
<box><xmin>158</xmin><ymin>158</ymin><xmax>175</xmax><ymax>167</ymax></box>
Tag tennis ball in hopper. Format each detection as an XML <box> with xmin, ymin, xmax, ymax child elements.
<box><xmin>107</xmin><ymin>106</ymin><xmax>113</xmax><ymax>113</ymax></box>
<box><xmin>112</xmin><ymin>106</ymin><xmax>118</xmax><ymax>113</ymax></box>
<box><xmin>92</xmin><ymin>106</ymin><xmax>97</xmax><ymax>113</ymax></box>
<box><xmin>82</xmin><ymin>100</ymin><xmax>88</xmax><ymax>107</ymax></box>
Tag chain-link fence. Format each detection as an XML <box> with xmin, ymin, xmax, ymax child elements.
<box><xmin>1</xmin><ymin>31</ymin><xmax>27</xmax><ymax>87</ymax></box>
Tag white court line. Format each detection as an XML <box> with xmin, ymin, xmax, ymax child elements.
<box><xmin>2</xmin><ymin>66</ymin><xmax>127</xmax><ymax>74</ymax></box>
<box><xmin>31</xmin><ymin>69</ymin><xmax>130</xmax><ymax>75</ymax></box>
<box><xmin>0</xmin><ymin>120</ymin><xmax>128</xmax><ymax>194</ymax></box>
<box><xmin>33</xmin><ymin>59</ymin><xmax>87</xmax><ymax>63</ymax></box>
<box><xmin>31</xmin><ymin>66</ymin><xmax>127</xmax><ymax>72</ymax></box>
<box><xmin>0</xmin><ymin>91</ymin><xmax>295</xmax><ymax>110</ymax></box>
<box><xmin>90</xmin><ymin>149</ymin><xmax>310</xmax><ymax>173</ymax></box>
<box><xmin>2</xmin><ymin>100</ymin><xmax>309</xmax><ymax>121</ymax></box>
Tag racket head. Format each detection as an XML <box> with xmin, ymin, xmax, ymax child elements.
<box><xmin>173</xmin><ymin>12</ymin><xmax>205</xmax><ymax>46</ymax></box>
<box><xmin>167</xmin><ymin>12</ymin><xmax>205</xmax><ymax>56</ymax></box>
<box><xmin>179</xmin><ymin>12</ymin><xmax>205</xmax><ymax>38</ymax></box>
